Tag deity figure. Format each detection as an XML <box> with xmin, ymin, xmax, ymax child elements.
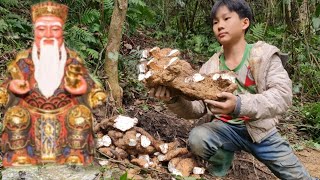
<box><xmin>0</xmin><ymin>1</ymin><xmax>107</xmax><ymax>166</ymax></box>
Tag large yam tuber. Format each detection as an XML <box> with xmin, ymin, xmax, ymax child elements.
<box><xmin>138</xmin><ymin>47</ymin><xmax>238</xmax><ymax>100</ymax></box>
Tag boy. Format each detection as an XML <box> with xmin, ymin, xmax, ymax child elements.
<box><xmin>149</xmin><ymin>0</ymin><xmax>316</xmax><ymax>179</ymax></box>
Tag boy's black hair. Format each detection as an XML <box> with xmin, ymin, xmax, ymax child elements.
<box><xmin>210</xmin><ymin>0</ymin><xmax>253</xmax><ymax>33</ymax></box>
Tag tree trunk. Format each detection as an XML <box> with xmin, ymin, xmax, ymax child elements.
<box><xmin>104</xmin><ymin>0</ymin><xmax>128</xmax><ymax>107</ymax></box>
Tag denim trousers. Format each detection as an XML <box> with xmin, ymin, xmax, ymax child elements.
<box><xmin>188</xmin><ymin>120</ymin><xmax>314</xmax><ymax>180</ymax></box>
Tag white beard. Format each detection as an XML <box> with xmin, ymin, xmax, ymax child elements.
<box><xmin>32</xmin><ymin>39</ymin><xmax>67</xmax><ymax>98</ymax></box>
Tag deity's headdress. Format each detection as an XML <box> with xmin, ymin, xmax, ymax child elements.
<box><xmin>31</xmin><ymin>1</ymin><xmax>68</xmax><ymax>24</ymax></box>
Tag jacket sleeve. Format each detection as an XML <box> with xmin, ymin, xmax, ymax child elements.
<box><xmin>166</xmin><ymin>97</ymin><xmax>207</xmax><ymax>119</ymax></box>
<box><xmin>239</xmin><ymin>54</ymin><xmax>292</xmax><ymax>119</ymax></box>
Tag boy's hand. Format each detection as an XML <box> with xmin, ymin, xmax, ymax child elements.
<box><xmin>149</xmin><ymin>86</ymin><xmax>172</xmax><ymax>102</ymax></box>
<box><xmin>205</xmin><ymin>92</ymin><xmax>237</xmax><ymax>115</ymax></box>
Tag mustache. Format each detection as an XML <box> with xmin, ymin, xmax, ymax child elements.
<box><xmin>40</xmin><ymin>38</ymin><xmax>58</xmax><ymax>46</ymax></box>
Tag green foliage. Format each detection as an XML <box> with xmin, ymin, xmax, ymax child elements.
<box><xmin>303</xmin><ymin>102</ymin><xmax>320</xmax><ymax>124</ymax></box>
<box><xmin>305</xmin><ymin>140</ymin><xmax>320</xmax><ymax>150</ymax></box>
<box><xmin>0</xmin><ymin>1</ymin><xmax>32</xmax><ymax>57</ymax></box>
<box><xmin>126</xmin><ymin>0</ymin><xmax>156</xmax><ymax>32</ymax></box>
<box><xmin>246</xmin><ymin>23</ymin><xmax>266</xmax><ymax>43</ymax></box>
<box><xmin>120</xmin><ymin>172</ymin><xmax>132</xmax><ymax>180</ymax></box>
<box><xmin>302</xmin><ymin>102</ymin><xmax>320</xmax><ymax>142</ymax></box>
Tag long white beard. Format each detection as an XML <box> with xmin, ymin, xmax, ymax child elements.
<box><xmin>32</xmin><ymin>39</ymin><xmax>67</xmax><ymax>98</ymax></box>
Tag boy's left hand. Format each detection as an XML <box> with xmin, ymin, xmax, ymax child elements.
<box><xmin>204</xmin><ymin>92</ymin><xmax>237</xmax><ymax>115</ymax></box>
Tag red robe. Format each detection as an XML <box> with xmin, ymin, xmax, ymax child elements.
<box><xmin>1</xmin><ymin>48</ymin><xmax>98</xmax><ymax>166</ymax></box>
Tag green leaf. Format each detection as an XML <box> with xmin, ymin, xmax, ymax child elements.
<box><xmin>312</xmin><ymin>17</ymin><xmax>320</xmax><ymax>30</ymax></box>
<box><xmin>246</xmin><ymin>23</ymin><xmax>265</xmax><ymax>43</ymax></box>
<box><xmin>120</xmin><ymin>172</ymin><xmax>128</xmax><ymax>180</ymax></box>
<box><xmin>86</xmin><ymin>48</ymin><xmax>99</xmax><ymax>59</ymax></box>
<box><xmin>81</xmin><ymin>9</ymin><xmax>100</xmax><ymax>25</ymax></box>
<box><xmin>0</xmin><ymin>19</ymin><xmax>9</xmax><ymax>33</ymax></box>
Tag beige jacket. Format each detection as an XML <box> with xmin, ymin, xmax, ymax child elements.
<box><xmin>167</xmin><ymin>41</ymin><xmax>292</xmax><ymax>143</ymax></box>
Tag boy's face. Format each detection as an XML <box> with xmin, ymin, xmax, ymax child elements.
<box><xmin>212</xmin><ymin>5</ymin><xmax>249</xmax><ymax>45</ymax></box>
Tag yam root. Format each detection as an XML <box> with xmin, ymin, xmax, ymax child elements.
<box><xmin>176</xmin><ymin>158</ymin><xmax>196</xmax><ymax>177</ymax></box>
<box><xmin>168</xmin><ymin>157</ymin><xmax>196</xmax><ymax>177</ymax></box>
<box><xmin>108</xmin><ymin>130</ymin><xmax>124</xmax><ymax>139</ymax></box>
<box><xmin>151</xmin><ymin>156</ymin><xmax>160</xmax><ymax>169</ymax></box>
<box><xmin>138</xmin><ymin>47</ymin><xmax>238</xmax><ymax>100</ymax></box>
<box><xmin>134</xmin><ymin>127</ymin><xmax>163</xmax><ymax>151</ymax></box>
<box><xmin>127</xmin><ymin>168</ymin><xmax>143</xmax><ymax>180</ymax></box>
<box><xmin>113</xmin><ymin>138</ymin><xmax>126</xmax><ymax>150</ymax></box>
<box><xmin>159</xmin><ymin>141</ymin><xmax>180</xmax><ymax>154</ymax></box>
<box><xmin>123</xmin><ymin>130</ymin><xmax>139</xmax><ymax>147</ymax></box>
<box><xmin>107</xmin><ymin>130</ymin><xmax>125</xmax><ymax>149</ymax></box>
<box><xmin>131</xmin><ymin>158</ymin><xmax>149</xmax><ymax>168</ymax></box>
<box><xmin>99</xmin><ymin>147</ymin><xmax>115</xmax><ymax>158</ymax></box>
<box><xmin>136</xmin><ymin>143</ymin><xmax>155</xmax><ymax>155</ymax></box>
<box><xmin>114</xmin><ymin>147</ymin><xmax>128</xmax><ymax>160</ymax></box>
<box><xmin>158</xmin><ymin>148</ymin><xmax>189</xmax><ymax>161</ymax></box>
<box><xmin>94</xmin><ymin>116</ymin><xmax>117</xmax><ymax>132</ymax></box>
<box><xmin>168</xmin><ymin>157</ymin><xmax>183</xmax><ymax>175</ymax></box>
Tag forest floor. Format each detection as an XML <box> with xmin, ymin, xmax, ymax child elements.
<box><xmin>117</xmin><ymin>31</ymin><xmax>320</xmax><ymax>179</ymax></box>
<box><xmin>122</xmin><ymin>97</ymin><xmax>320</xmax><ymax>180</ymax></box>
<box><xmin>0</xmin><ymin>31</ymin><xmax>319</xmax><ymax>180</ymax></box>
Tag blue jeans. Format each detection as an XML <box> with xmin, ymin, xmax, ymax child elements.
<box><xmin>188</xmin><ymin>120</ymin><xmax>314</xmax><ymax>180</ymax></box>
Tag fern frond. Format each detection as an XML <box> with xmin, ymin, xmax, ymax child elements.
<box><xmin>86</xmin><ymin>48</ymin><xmax>99</xmax><ymax>59</ymax></box>
<box><xmin>0</xmin><ymin>6</ymin><xmax>10</xmax><ymax>14</ymax></box>
<box><xmin>246</xmin><ymin>23</ymin><xmax>265</xmax><ymax>43</ymax></box>
<box><xmin>0</xmin><ymin>19</ymin><xmax>9</xmax><ymax>33</ymax></box>
<box><xmin>103</xmin><ymin>0</ymin><xmax>114</xmax><ymax>10</ymax></box>
<box><xmin>66</xmin><ymin>26</ymin><xmax>97</xmax><ymax>44</ymax></box>
<box><xmin>129</xmin><ymin>0</ymin><xmax>146</xmax><ymax>6</ymax></box>
<box><xmin>0</xmin><ymin>0</ymin><xmax>19</xmax><ymax>7</ymax></box>
<box><xmin>81</xmin><ymin>9</ymin><xmax>100</xmax><ymax>25</ymax></box>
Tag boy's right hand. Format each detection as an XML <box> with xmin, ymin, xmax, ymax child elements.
<box><xmin>149</xmin><ymin>86</ymin><xmax>173</xmax><ymax>102</ymax></box>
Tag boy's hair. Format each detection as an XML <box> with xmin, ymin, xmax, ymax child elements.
<box><xmin>210</xmin><ymin>0</ymin><xmax>253</xmax><ymax>33</ymax></box>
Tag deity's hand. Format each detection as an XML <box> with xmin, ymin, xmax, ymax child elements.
<box><xmin>204</xmin><ymin>92</ymin><xmax>237</xmax><ymax>115</ymax></box>
<box><xmin>9</xmin><ymin>79</ymin><xmax>31</xmax><ymax>95</ymax></box>
<box><xmin>88</xmin><ymin>88</ymin><xmax>107</xmax><ymax>108</ymax></box>
<box><xmin>0</xmin><ymin>87</ymin><xmax>9</xmax><ymax>106</ymax></box>
<box><xmin>65</xmin><ymin>76</ymin><xmax>87</xmax><ymax>95</ymax></box>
